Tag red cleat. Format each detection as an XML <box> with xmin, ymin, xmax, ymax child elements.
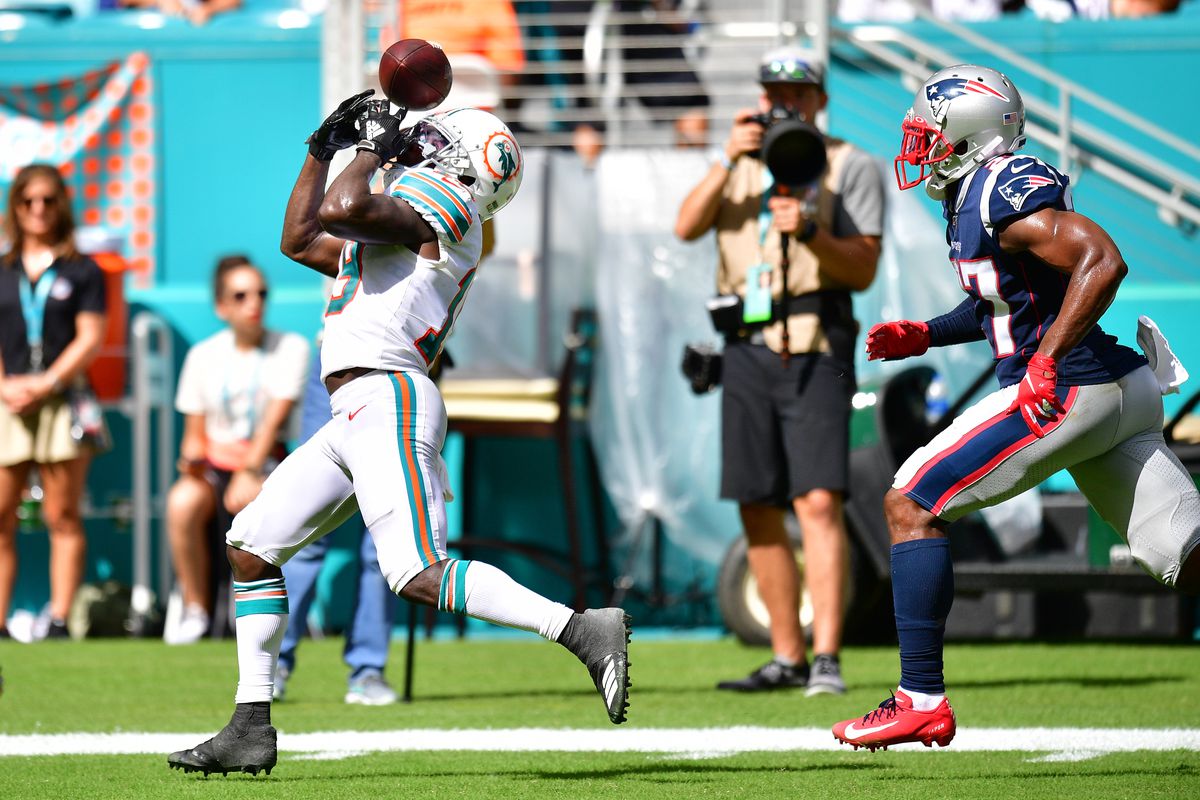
<box><xmin>832</xmin><ymin>690</ymin><xmax>956</xmax><ymax>752</ymax></box>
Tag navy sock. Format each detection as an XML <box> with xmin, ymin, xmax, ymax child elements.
<box><xmin>891</xmin><ymin>538</ymin><xmax>954</xmax><ymax>694</ymax></box>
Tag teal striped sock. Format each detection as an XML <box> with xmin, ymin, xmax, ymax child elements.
<box><xmin>437</xmin><ymin>559</ymin><xmax>573</xmax><ymax>640</ymax></box>
<box><xmin>438</xmin><ymin>559</ymin><xmax>471</xmax><ymax>614</ymax></box>
<box><xmin>233</xmin><ymin>577</ymin><xmax>289</xmax><ymax>618</ymax></box>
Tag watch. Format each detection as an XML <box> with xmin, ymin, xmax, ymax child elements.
<box><xmin>797</xmin><ymin>219</ymin><xmax>818</xmax><ymax>243</ymax></box>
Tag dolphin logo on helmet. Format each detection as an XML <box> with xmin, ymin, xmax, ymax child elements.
<box><xmin>486</xmin><ymin>132</ymin><xmax>520</xmax><ymax>192</ymax></box>
<box><xmin>401</xmin><ymin>107</ymin><xmax>524</xmax><ymax>221</ymax></box>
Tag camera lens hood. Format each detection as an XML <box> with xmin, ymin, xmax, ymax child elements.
<box><xmin>762</xmin><ymin>120</ymin><xmax>827</xmax><ymax>187</ymax></box>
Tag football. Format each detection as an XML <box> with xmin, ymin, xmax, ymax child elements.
<box><xmin>378</xmin><ymin>39</ymin><xmax>453</xmax><ymax>111</ymax></box>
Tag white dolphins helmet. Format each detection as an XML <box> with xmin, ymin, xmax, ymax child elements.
<box><xmin>409</xmin><ymin>106</ymin><xmax>523</xmax><ymax>220</ymax></box>
<box><xmin>896</xmin><ymin>65</ymin><xmax>1026</xmax><ymax>200</ymax></box>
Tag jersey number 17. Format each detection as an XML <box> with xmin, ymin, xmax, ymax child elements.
<box><xmin>953</xmin><ymin>257</ymin><xmax>1015</xmax><ymax>358</ymax></box>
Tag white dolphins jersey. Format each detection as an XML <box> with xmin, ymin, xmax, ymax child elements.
<box><xmin>319</xmin><ymin>166</ymin><xmax>483</xmax><ymax>381</ymax></box>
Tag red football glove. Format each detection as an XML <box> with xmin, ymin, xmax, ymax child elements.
<box><xmin>1007</xmin><ymin>353</ymin><xmax>1065</xmax><ymax>438</ymax></box>
<box><xmin>865</xmin><ymin>320</ymin><xmax>930</xmax><ymax>361</ymax></box>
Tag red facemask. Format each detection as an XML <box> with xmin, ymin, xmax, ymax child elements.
<box><xmin>894</xmin><ymin>115</ymin><xmax>954</xmax><ymax>191</ymax></box>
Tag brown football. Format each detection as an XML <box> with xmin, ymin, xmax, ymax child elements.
<box><xmin>378</xmin><ymin>39</ymin><xmax>453</xmax><ymax>111</ymax></box>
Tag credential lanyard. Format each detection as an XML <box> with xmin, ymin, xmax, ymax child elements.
<box><xmin>223</xmin><ymin>347</ymin><xmax>264</xmax><ymax>438</ymax></box>
<box><xmin>757</xmin><ymin>166</ymin><xmax>793</xmax><ymax>364</ymax></box>
<box><xmin>756</xmin><ymin>164</ymin><xmax>776</xmax><ymax>252</ymax></box>
<box><xmin>18</xmin><ymin>266</ymin><xmax>58</xmax><ymax>371</ymax></box>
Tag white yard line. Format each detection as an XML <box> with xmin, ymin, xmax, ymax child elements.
<box><xmin>1</xmin><ymin>727</ymin><xmax>1198</xmax><ymax>761</ymax></box>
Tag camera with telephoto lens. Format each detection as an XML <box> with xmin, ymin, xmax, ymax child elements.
<box><xmin>748</xmin><ymin>105</ymin><xmax>828</xmax><ymax>187</ymax></box>
<box><xmin>747</xmin><ymin>104</ymin><xmax>804</xmax><ymax>135</ymax></box>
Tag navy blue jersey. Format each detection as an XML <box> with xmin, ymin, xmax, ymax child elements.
<box><xmin>942</xmin><ymin>154</ymin><xmax>1145</xmax><ymax>387</ymax></box>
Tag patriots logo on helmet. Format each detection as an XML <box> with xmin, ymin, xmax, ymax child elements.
<box><xmin>997</xmin><ymin>173</ymin><xmax>1055</xmax><ymax>212</ymax></box>
<box><xmin>925</xmin><ymin>78</ymin><xmax>1010</xmax><ymax>122</ymax></box>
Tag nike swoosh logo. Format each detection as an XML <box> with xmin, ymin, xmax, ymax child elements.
<box><xmin>348</xmin><ymin>404</ymin><xmax>367</xmax><ymax>421</ymax></box>
<box><xmin>843</xmin><ymin>719</ymin><xmax>901</xmax><ymax>738</ymax></box>
<box><xmin>1010</xmin><ymin>161</ymin><xmax>1032</xmax><ymax>173</ymax></box>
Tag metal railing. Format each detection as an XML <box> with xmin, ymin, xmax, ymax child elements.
<box><xmin>840</xmin><ymin>7</ymin><xmax>1200</xmax><ymax>231</ymax></box>
<box><xmin>127</xmin><ymin>311</ymin><xmax>175</xmax><ymax>634</ymax></box>
<box><xmin>321</xmin><ymin>0</ymin><xmax>1199</xmax><ymax>230</ymax></box>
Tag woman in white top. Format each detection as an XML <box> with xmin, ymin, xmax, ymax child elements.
<box><xmin>165</xmin><ymin>255</ymin><xmax>309</xmax><ymax>644</ymax></box>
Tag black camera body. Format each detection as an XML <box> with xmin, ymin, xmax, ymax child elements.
<box><xmin>747</xmin><ymin>103</ymin><xmax>803</xmax><ymax>131</ymax></box>
<box><xmin>681</xmin><ymin>343</ymin><xmax>723</xmax><ymax>395</ymax></box>
<box><xmin>748</xmin><ymin>105</ymin><xmax>828</xmax><ymax>188</ymax></box>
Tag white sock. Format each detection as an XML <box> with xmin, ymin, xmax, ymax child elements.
<box><xmin>899</xmin><ymin>686</ymin><xmax>945</xmax><ymax>712</ymax></box>
<box><xmin>438</xmin><ymin>559</ymin><xmax>574</xmax><ymax>641</ymax></box>
<box><xmin>232</xmin><ymin>577</ymin><xmax>289</xmax><ymax>704</ymax></box>
<box><xmin>774</xmin><ymin>654</ymin><xmax>800</xmax><ymax>668</ymax></box>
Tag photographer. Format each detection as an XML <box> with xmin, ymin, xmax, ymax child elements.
<box><xmin>675</xmin><ymin>47</ymin><xmax>883</xmax><ymax>694</ymax></box>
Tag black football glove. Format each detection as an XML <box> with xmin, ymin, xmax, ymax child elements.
<box><xmin>355</xmin><ymin>100</ymin><xmax>412</xmax><ymax>163</ymax></box>
<box><xmin>306</xmin><ymin>89</ymin><xmax>375</xmax><ymax>162</ymax></box>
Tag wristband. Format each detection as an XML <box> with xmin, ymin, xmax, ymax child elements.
<box><xmin>305</xmin><ymin>133</ymin><xmax>336</xmax><ymax>163</ymax></box>
<box><xmin>355</xmin><ymin>140</ymin><xmax>384</xmax><ymax>157</ymax></box>
<box><xmin>307</xmin><ymin>144</ymin><xmax>336</xmax><ymax>163</ymax></box>
<box><xmin>716</xmin><ymin>153</ymin><xmax>733</xmax><ymax>171</ymax></box>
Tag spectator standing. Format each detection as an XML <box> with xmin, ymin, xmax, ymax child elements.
<box><xmin>675</xmin><ymin>47</ymin><xmax>883</xmax><ymax>694</ymax></box>
<box><xmin>116</xmin><ymin>0</ymin><xmax>243</xmax><ymax>26</ymax></box>
<box><xmin>0</xmin><ymin>163</ymin><xmax>109</xmax><ymax>641</ymax></box>
<box><xmin>164</xmin><ymin>255</ymin><xmax>309</xmax><ymax>645</ymax></box>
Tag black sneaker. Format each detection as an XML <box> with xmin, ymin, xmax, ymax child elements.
<box><xmin>717</xmin><ymin>658</ymin><xmax>810</xmax><ymax>691</ymax></box>
<box><xmin>168</xmin><ymin>703</ymin><xmax>277</xmax><ymax>777</ymax></box>
<box><xmin>806</xmin><ymin>653</ymin><xmax>846</xmax><ymax>696</ymax></box>
<box><xmin>0</xmin><ymin>627</ymin><xmax>12</xmax><ymax>640</ymax></box>
<box><xmin>557</xmin><ymin>608</ymin><xmax>632</xmax><ymax>725</ymax></box>
<box><xmin>44</xmin><ymin>619</ymin><xmax>69</xmax><ymax>640</ymax></box>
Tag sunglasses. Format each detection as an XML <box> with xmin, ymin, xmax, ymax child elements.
<box><xmin>228</xmin><ymin>289</ymin><xmax>268</xmax><ymax>303</ymax></box>
<box><xmin>20</xmin><ymin>194</ymin><xmax>58</xmax><ymax>209</ymax></box>
<box><xmin>760</xmin><ymin>60</ymin><xmax>821</xmax><ymax>84</ymax></box>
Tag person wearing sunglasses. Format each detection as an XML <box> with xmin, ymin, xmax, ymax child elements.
<box><xmin>163</xmin><ymin>254</ymin><xmax>309</xmax><ymax>645</ymax></box>
<box><xmin>676</xmin><ymin>46</ymin><xmax>884</xmax><ymax>696</ymax></box>
<box><xmin>0</xmin><ymin>163</ymin><xmax>109</xmax><ymax>641</ymax></box>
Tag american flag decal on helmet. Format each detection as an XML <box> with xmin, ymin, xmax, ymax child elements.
<box><xmin>1002</xmin><ymin>112</ymin><xmax>1019</xmax><ymax>125</ymax></box>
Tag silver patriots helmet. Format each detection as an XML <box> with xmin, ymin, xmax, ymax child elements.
<box><xmin>895</xmin><ymin>65</ymin><xmax>1026</xmax><ymax>200</ymax></box>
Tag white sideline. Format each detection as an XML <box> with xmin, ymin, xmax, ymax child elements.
<box><xmin>1</xmin><ymin>727</ymin><xmax>1199</xmax><ymax>761</ymax></box>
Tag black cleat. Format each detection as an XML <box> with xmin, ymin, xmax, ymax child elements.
<box><xmin>168</xmin><ymin>703</ymin><xmax>277</xmax><ymax>777</ymax></box>
<box><xmin>558</xmin><ymin>608</ymin><xmax>632</xmax><ymax>725</ymax></box>
<box><xmin>717</xmin><ymin>659</ymin><xmax>810</xmax><ymax>692</ymax></box>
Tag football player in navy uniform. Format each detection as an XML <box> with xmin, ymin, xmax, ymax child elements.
<box><xmin>832</xmin><ymin>65</ymin><xmax>1200</xmax><ymax>751</ymax></box>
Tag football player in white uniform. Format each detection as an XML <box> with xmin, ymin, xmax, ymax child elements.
<box><xmin>168</xmin><ymin>94</ymin><xmax>631</xmax><ymax>777</ymax></box>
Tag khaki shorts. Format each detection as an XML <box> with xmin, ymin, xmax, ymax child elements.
<box><xmin>0</xmin><ymin>393</ymin><xmax>93</xmax><ymax>466</ymax></box>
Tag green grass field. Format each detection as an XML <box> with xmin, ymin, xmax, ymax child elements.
<box><xmin>1</xmin><ymin>637</ymin><xmax>1198</xmax><ymax>799</ymax></box>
